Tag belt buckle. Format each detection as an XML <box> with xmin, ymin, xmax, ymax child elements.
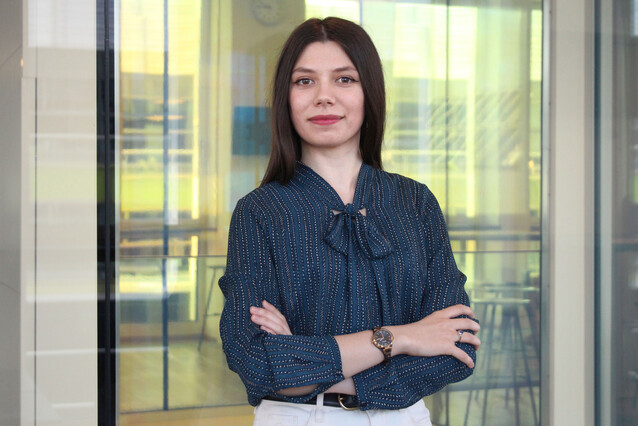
<box><xmin>337</xmin><ymin>393</ymin><xmax>358</xmax><ymax>411</ymax></box>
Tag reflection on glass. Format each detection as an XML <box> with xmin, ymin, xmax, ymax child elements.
<box><xmin>116</xmin><ymin>1</ymin><xmax>543</xmax><ymax>424</ymax></box>
<box><xmin>597</xmin><ymin>1</ymin><xmax>638</xmax><ymax>424</ymax></box>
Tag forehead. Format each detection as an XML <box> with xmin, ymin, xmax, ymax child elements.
<box><xmin>293</xmin><ymin>41</ymin><xmax>356</xmax><ymax>71</ymax></box>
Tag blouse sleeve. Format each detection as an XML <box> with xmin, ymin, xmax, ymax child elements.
<box><xmin>219</xmin><ymin>196</ymin><xmax>345</xmax><ymax>406</ymax></box>
<box><xmin>351</xmin><ymin>184</ymin><xmax>477</xmax><ymax>410</ymax></box>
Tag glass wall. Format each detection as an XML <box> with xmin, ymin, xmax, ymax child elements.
<box><xmin>597</xmin><ymin>1</ymin><xmax>638</xmax><ymax>425</ymax></box>
<box><xmin>115</xmin><ymin>1</ymin><xmax>543</xmax><ymax>424</ymax></box>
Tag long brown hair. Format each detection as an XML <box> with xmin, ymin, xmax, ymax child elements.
<box><xmin>261</xmin><ymin>17</ymin><xmax>386</xmax><ymax>186</ymax></box>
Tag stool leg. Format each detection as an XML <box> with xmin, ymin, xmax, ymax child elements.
<box><xmin>502</xmin><ymin>311</ymin><xmax>513</xmax><ymax>408</ymax></box>
<box><xmin>514</xmin><ymin>309</ymin><xmax>538</xmax><ymax>426</ymax></box>
<box><xmin>477</xmin><ymin>301</ymin><xmax>490</xmax><ymax>370</ymax></box>
<box><xmin>511</xmin><ymin>311</ymin><xmax>520</xmax><ymax>426</ymax></box>
<box><xmin>481</xmin><ymin>303</ymin><xmax>498</xmax><ymax>426</ymax></box>
<box><xmin>464</xmin><ymin>302</ymin><xmax>493</xmax><ymax>426</ymax></box>
<box><xmin>524</xmin><ymin>302</ymin><xmax>540</xmax><ymax>360</ymax></box>
<box><xmin>445</xmin><ymin>385</ymin><xmax>449</xmax><ymax>426</ymax></box>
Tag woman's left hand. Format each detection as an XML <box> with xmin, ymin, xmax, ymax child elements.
<box><xmin>250</xmin><ymin>300</ymin><xmax>291</xmax><ymax>335</ymax></box>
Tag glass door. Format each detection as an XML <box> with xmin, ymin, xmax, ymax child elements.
<box><xmin>114</xmin><ymin>1</ymin><xmax>544</xmax><ymax>424</ymax></box>
<box><xmin>597</xmin><ymin>1</ymin><xmax>638</xmax><ymax>424</ymax></box>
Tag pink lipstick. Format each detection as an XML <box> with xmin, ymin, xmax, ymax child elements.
<box><xmin>309</xmin><ymin>115</ymin><xmax>342</xmax><ymax>125</ymax></box>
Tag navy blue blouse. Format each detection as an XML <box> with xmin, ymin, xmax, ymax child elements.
<box><xmin>219</xmin><ymin>162</ymin><xmax>476</xmax><ymax>410</ymax></box>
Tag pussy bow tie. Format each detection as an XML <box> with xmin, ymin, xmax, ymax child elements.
<box><xmin>324</xmin><ymin>203</ymin><xmax>393</xmax><ymax>259</ymax></box>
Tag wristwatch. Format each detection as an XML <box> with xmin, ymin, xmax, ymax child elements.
<box><xmin>371</xmin><ymin>326</ymin><xmax>393</xmax><ymax>362</ymax></box>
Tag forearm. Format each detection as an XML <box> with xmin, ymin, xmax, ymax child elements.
<box><xmin>275</xmin><ymin>309</ymin><xmax>478</xmax><ymax>397</ymax></box>
<box><xmin>334</xmin><ymin>330</ymin><xmax>384</xmax><ymax>378</ymax></box>
<box><xmin>326</xmin><ymin>377</ymin><xmax>356</xmax><ymax>394</ymax></box>
<box><xmin>274</xmin><ymin>332</ymin><xmax>382</xmax><ymax>397</ymax></box>
<box><xmin>334</xmin><ymin>321</ymin><xmax>442</xmax><ymax>379</ymax></box>
<box><xmin>352</xmin><ymin>346</ymin><xmax>476</xmax><ymax>410</ymax></box>
<box><xmin>250</xmin><ymin>296</ymin><xmax>479</xmax><ymax>400</ymax></box>
<box><xmin>275</xmin><ymin>326</ymin><xmax>407</xmax><ymax>396</ymax></box>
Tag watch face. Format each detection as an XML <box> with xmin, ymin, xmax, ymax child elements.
<box><xmin>374</xmin><ymin>328</ymin><xmax>393</xmax><ymax>347</ymax></box>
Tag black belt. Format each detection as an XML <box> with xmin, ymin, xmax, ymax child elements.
<box><xmin>263</xmin><ymin>393</ymin><xmax>359</xmax><ymax>410</ymax></box>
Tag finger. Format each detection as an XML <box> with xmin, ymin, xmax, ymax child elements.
<box><xmin>451</xmin><ymin>318</ymin><xmax>481</xmax><ymax>333</ymax></box>
<box><xmin>261</xmin><ymin>300</ymin><xmax>275</xmax><ymax>311</ymax></box>
<box><xmin>251</xmin><ymin>307</ymin><xmax>280</xmax><ymax>326</ymax></box>
<box><xmin>252</xmin><ymin>314</ymin><xmax>287</xmax><ymax>334</ymax></box>
<box><xmin>261</xmin><ymin>301</ymin><xmax>292</xmax><ymax>334</ymax></box>
<box><xmin>458</xmin><ymin>333</ymin><xmax>481</xmax><ymax>350</ymax></box>
<box><xmin>450</xmin><ymin>346</ymin><xmax>475</xmax><ymax>369</ymax></box>
<box><xmin>255</xmin><ymin>310</ymin><xmax>291</xmax><ymax>334</ymax></box>
<box><xmin>251</xmin><ymin>306</ymin><xmax>283</xmax><ymax>324</ymax></box>
<box><xmin>262</xmin><ymin>301</ymin><xmax>289</xmax><ymax>326</ymax></box>
<box><xmin>250</xmin><ymin>306</ymin><xmax>271</xmax><ymax>317</ymax></box>
<box><xmin>250</xmin><ymin>311</ymin><xmax>280</xmax><ymax>328</ymax></box>
<box><xmin>262</xmin><ymin>300</ymin><xmax>287</xmax><ymax>321</ymax></box>
<box><xmin>442</xmin><ymin>304</ymin><xmax>475</xmax><ymax>319</ymax></box>
<box><xmin>260</xmin><ymin>325</ymin><xmax>278</xmax><ymax>335</ymax></box>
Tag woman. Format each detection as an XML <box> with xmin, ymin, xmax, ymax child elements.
<box><xmin>219</xmin><ymin>17</ymin><xmax>480</xmax><ymax>425</ymax></box>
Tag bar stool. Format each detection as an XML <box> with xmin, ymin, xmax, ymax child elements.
<box><xmin>463</xmin><ymin>283</ymin><xmax>539</xmax><ymax>426</ymax></box>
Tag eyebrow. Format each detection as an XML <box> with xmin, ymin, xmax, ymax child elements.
<box><xmin>292</xmin><ymin>66</ymin><xmax>358</xmax><ymax>74</ymax></box>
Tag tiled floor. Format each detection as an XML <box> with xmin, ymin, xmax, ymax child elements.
<box><xmin>120</xmin><ymin>405</ymin><xmax>254</xmax><ymax>426</ymax></box>
<box><xmin>119</xmin><ymin>339</ymin><xmax>246</xmax><ymax>413</ymax></box>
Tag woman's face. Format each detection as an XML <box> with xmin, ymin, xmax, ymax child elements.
<box><xmin>289</xmin><ymin>41</ymin><xmax>365</xmax><ymax>156</ymax></box>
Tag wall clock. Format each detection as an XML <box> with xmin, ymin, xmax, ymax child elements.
<box><xmin>251</xmin><ymin>0</ymin><xmax>286</xmax><ymax>26</ymax></box>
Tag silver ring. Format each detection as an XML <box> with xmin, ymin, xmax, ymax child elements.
<box><xmin>457</xmin><ymin>330</ymin><xmax>464</xmax><ymax>343</ymax></box>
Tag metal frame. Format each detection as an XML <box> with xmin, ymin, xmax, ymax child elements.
<box><xmin>595</xmin><ymin>0</ymin><xmax>615</xmax><ymax>424</ymax></box>
<box><xmin>96</xmin><ymin>0</ymin><xmax>556</xmax><ymax>423</ymax></box>
<box><xmin>97</xmin><ymin>0</ymin><xmax>116</xmax><ymax>423</ymax></box>
<box><xmin>540</xmin><ymin>0</ymin><xmax>551</xmax><ymax>424</ymax></box>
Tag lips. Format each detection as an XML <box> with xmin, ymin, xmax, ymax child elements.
<box><xmin>309</xmin><ymin>115</ymin><xmax>342</xmax><ymax>125</ymax></box>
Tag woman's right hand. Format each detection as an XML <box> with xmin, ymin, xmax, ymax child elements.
<box><xmin>250</xmin><ymin>300</ymin><xmax>292</xmax><ymax>335</ymax></box>
<box><xmin>388</xmin><ymin>304</ymin><xmax>480</xmax><ymax>369</ymax></box>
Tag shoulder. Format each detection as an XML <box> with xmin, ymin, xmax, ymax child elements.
<box><xmin>232</xmin><ymin>180</ymin><xmax>298</xmax><ymax>223</ymax></box>
<box><xmin>369</xmin><ymin>167</ymin><xmax>438</xmax><ymax>209</ymax></box>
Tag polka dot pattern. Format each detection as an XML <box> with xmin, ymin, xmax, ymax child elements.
<box><xmin>219</xmin><ymin>162</ymin><xmax>476</xmax><ymax>410</ymax></box>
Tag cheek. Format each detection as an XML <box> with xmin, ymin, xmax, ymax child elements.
<box><xmin>288</xmin><ymin>96</ymin><xmax>308</xmax><ymax>137</ymax></box>
<box><xmin>289</xmin><ymin>93</ymin><xmax>305</xmax><ymax>124</ymax></box>
<box><xmin>353</xmin><ymin>97</ymin><xmax>365</xmax><ymax>125</ymax></box>
<box><xmin>353</xmin><ymin>90</ymin><xmax>365</xmax><ymax>120</ymax></box>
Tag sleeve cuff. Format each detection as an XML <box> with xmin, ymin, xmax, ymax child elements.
<box><xmin>263</xmin><ymin>334</ymin><xmax>344</xmax><ymax>393</ymax></box>
<box><xmin>352</xmin><ymin>370</ymin><xmax>370</xmax><ymax>410</ymax></box>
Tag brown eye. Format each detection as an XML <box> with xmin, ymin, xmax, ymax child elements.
<box><xmin>294</xmin><ymin>78</ymin><xmax>313</xmax><ymax>86</ymax></box>
<box><xmin>337</xmin><ymin>76</ymin><xmax>357</xmax><ymax>84</ymax></box>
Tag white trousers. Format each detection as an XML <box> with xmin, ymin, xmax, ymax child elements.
<box><xmin>253</xmin><ymin>394</ymin><xmax>432</xmax><ymax>426</ymax></box>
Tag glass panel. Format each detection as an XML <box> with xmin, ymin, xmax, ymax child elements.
<box><xmin>115</xmin><ymin>1</ymin><xmax>543</xmax><ymax>424</ymax></box>
<box><xmin>597</xmin><ymin>1</ymin><xmax>638</xmax><ymax>424</ymax></box>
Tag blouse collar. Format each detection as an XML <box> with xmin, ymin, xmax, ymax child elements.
<box><xmin>292</xmin><ymin>161</ymin><xmax>393</xmax><ymax>260</ymax></box>
<box><xmin>292</xmin><ymin>161</ymin><xmax>372</xmax><ymax>210</ymax></box>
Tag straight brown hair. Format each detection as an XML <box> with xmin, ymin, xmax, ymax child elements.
<box><xmin>261</xmin><ymin>17</ymin><xmax>386</xmax><ymax>186</ymax></box>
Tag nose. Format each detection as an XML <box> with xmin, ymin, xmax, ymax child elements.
<box><xmin>314</xmin><ymin>84</ymin><xmax>335</xmax><ymax>106</ymax></box>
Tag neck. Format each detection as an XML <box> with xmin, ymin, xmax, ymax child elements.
<box><xmin>301</xmin><ymin>147</ymin><xmax>362</xmax><ymax>205</ymax></box>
